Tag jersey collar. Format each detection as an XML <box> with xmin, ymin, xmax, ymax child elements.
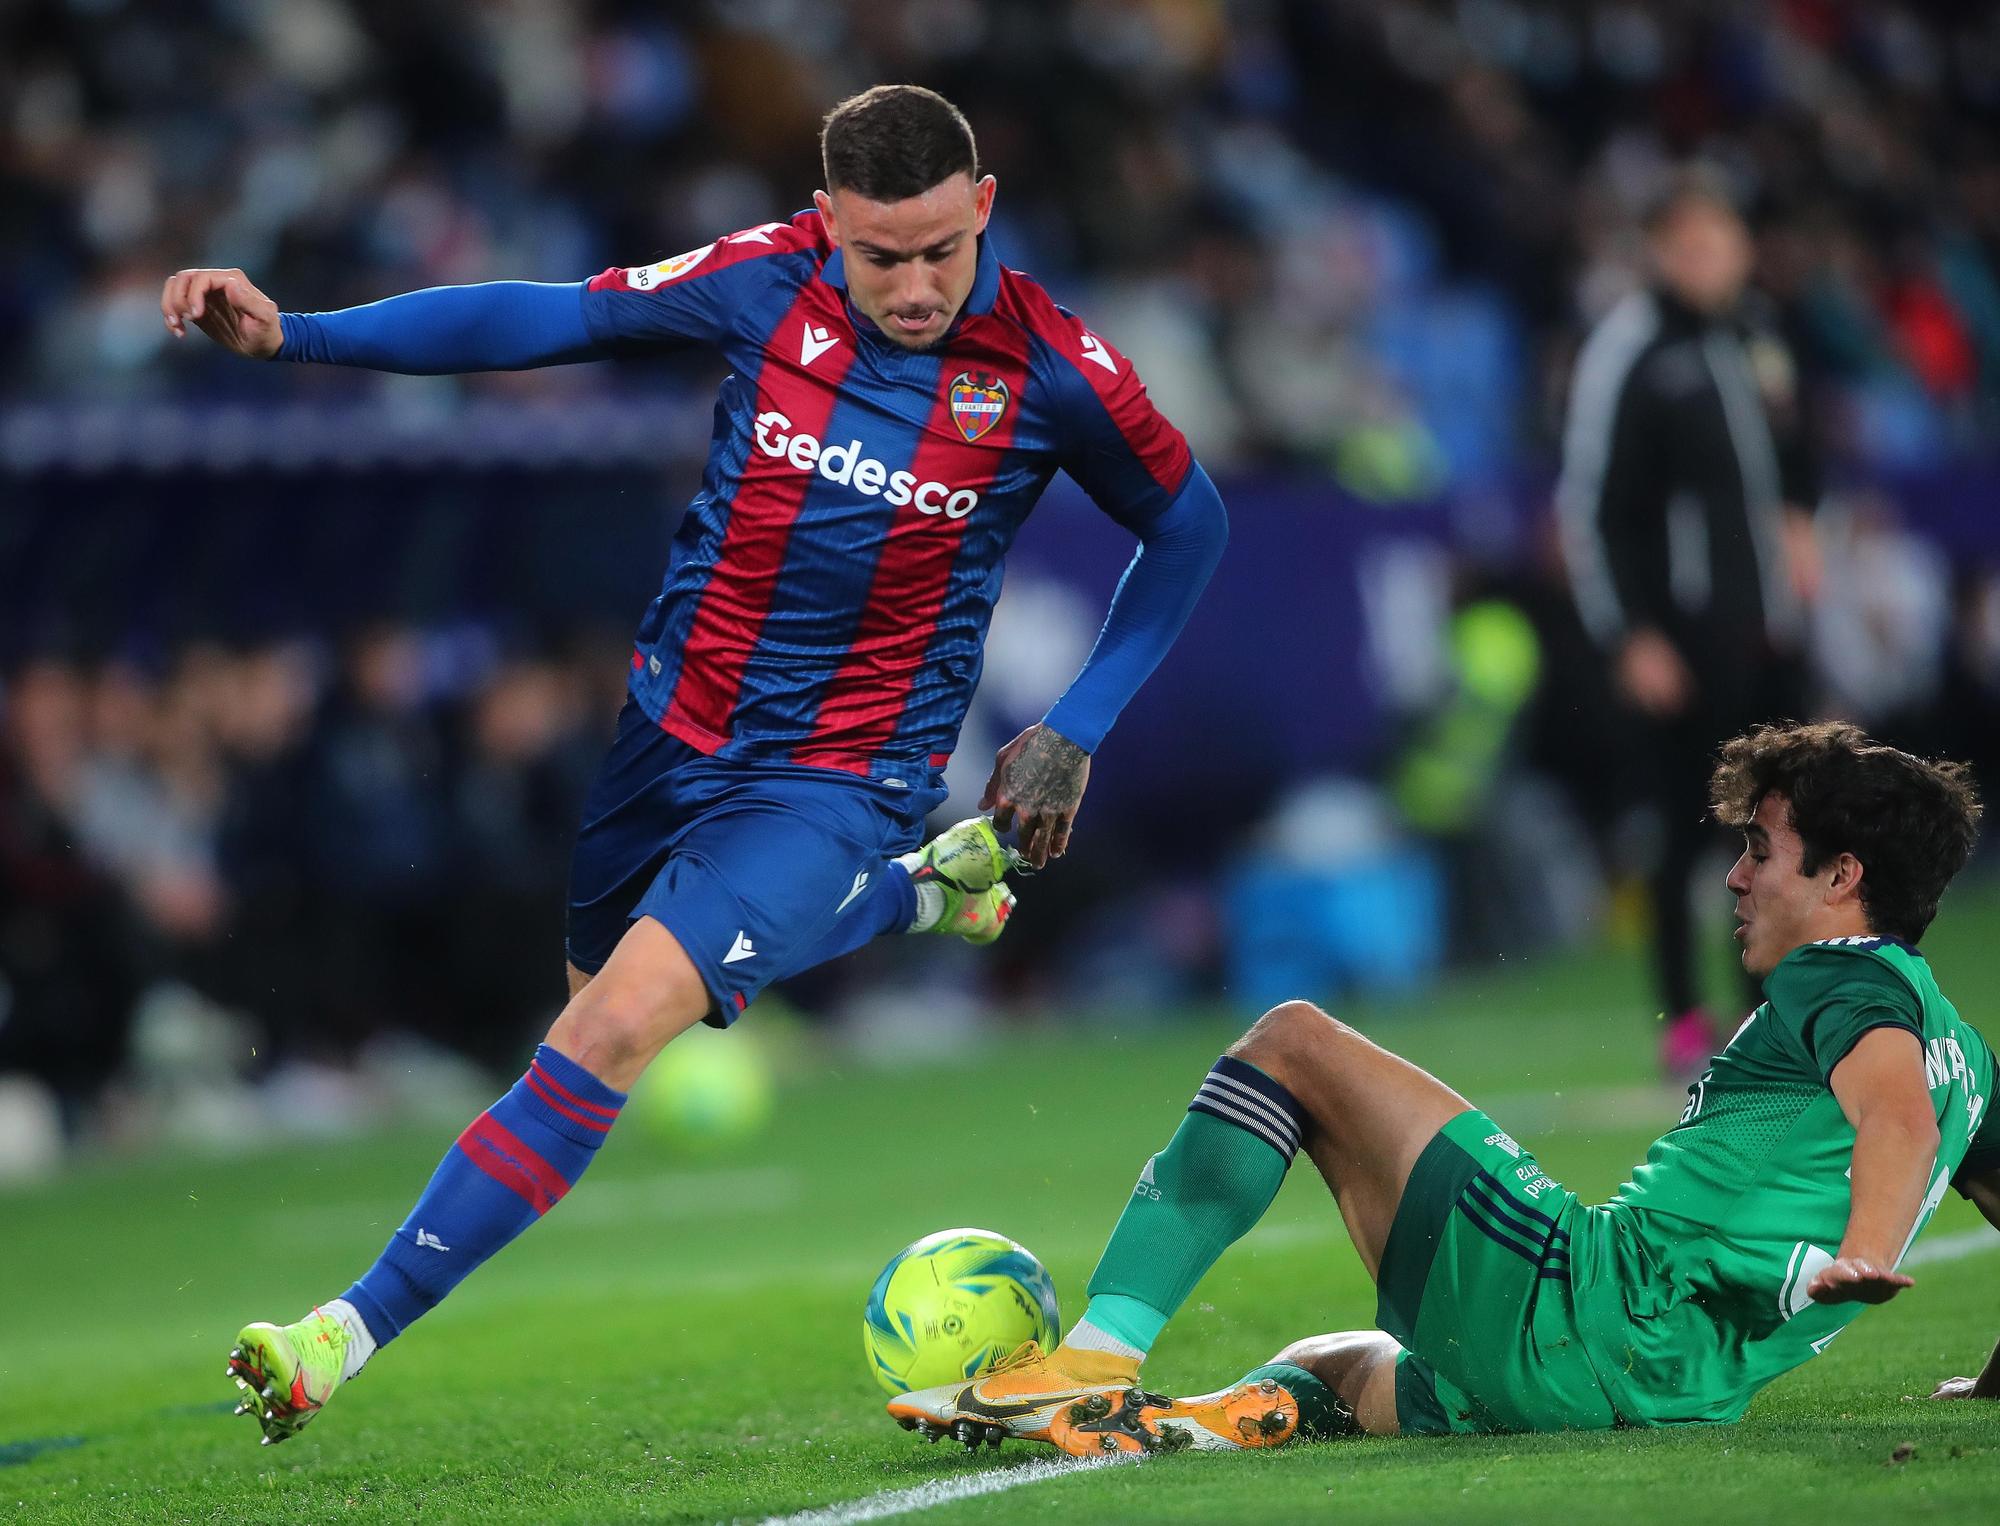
<box><xmin>964</xmin><ymin>230</ymin><xmax>1001</xmax><ymax>315</ymax></box>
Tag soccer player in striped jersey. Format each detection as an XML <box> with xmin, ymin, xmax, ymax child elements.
<box><xmin>161</xmin><ymin>85</ymin><xmax>1229</xmax><ymax>1444</ymax></box>
<box><xmin>892</xmin><ymin>723</ymin><xmax>1998</xmax><ymax>1453</ymax></box>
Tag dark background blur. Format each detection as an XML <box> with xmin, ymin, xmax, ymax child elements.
<box><xmin>4</xmin><ymin>0</ymin><xmax>1999</xmax><ymax>1158</ymax></box>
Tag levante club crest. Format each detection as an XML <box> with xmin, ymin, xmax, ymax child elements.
<box><xmin>949</xmin><ymin>371</ymin><xmax>1009</xmax><ymax>443</ymax></box>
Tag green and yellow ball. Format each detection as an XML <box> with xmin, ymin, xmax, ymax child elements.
<box><xmin>863</xmin><ymin>1227</ymin><xmax>1061</xmax><ymax>1394</ymax></box>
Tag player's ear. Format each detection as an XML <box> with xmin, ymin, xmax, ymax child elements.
<box><xmin>814</xmin><ymin>189</ymin><xmax>840</xmax><ymax>248</ymax></box>
<box><xmin>1826</xmin><ymin>851</ymin><xmax>1865</xmax><ymax>907</ymax></box>
<box><xmin>973</xmin><ymin>175</ymin><xmax>996</xmax><ymax>234</ymax></box>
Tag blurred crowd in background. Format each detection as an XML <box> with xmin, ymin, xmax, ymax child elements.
<box><xmin>7</xmin><ymin>0</ymin><xmax>2000</xmax><ymax>1160</ymax></box>
<box><xmin>0</xmin><ymin>629</ymin><xmax>625</xmax><ymax>1131</ymax></box>
<box><xmin>7</xmin><ymin>0</ymin><xmax>2000</xmax><ymax>481</ymax></box>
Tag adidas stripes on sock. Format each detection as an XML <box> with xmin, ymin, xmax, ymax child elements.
<box><xmin>1071</xmin><ymin>1054</ymin><xmax>1306</xmax><ymax>1359</ymax></box>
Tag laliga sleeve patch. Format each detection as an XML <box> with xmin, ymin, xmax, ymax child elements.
<box><xmin>628</xmin><ymin>242</ymin><xmax>717</xmax><ymax>290</ymax></box>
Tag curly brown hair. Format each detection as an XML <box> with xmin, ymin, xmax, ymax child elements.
<box><xmin>1710</xmin><ymin>720</ymin><xmax>1983</xmax><ymax>943</ymax></box>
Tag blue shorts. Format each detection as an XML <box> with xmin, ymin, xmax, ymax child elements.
<box><xmin>566</xmin><ymin>701</ymin><xmax>947</xmax><ymax>1024</ymax></box>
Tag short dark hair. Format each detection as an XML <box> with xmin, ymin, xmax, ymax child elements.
<box><xmin>821</xmin><ymin>85</ymin><xmax>977</xmax><ymax>202</ymax></box>
<box><xmin>1710</xmin><ymin>720</ymin><xmax>1983</xmax><ymax>943</ymax></box>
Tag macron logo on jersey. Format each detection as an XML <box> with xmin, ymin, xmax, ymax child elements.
<box><xmin>1079</xmin><ymin>332</ymin><xmax>1119</xmax><ymax>375</ymax></box>
<box><xmin>753</xmin><ymin>412</ymin><xmax>982</xmax><ymax>519</ymax></box>
<box><xmin>800</xmin><ymin>324</ymin><xmax>840</xmax><ymax>366</ymax></box>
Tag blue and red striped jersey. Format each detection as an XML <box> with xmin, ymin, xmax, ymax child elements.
<box><xmin>578</xmin><ymin>211</ymin><xmax>1192</xmax><ymax>786</ymax></box>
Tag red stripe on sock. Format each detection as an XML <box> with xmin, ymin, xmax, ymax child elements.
<box><xmin>456</xmin><ymin>1112</ymin><xmax>571</xmax><ymax>1214</ymax></box>
<box><xmin>523</xmin><ymin>1068</ymin><xmax>615</xmax><ymax>1133</ymax></box>
<box><xmin>457</xmin><ymin>1127</ymin><xmax>553</xmax><ymax>1213</ymax></box>
<box><xmin>529</xmin><ymin>1060</ymin><xmax>620</xmax><ymax>1120</ymax></box>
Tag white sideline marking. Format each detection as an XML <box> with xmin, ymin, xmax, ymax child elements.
<box><xmin>1903</xmin><ymin>1225</ymin><xmax>1998</xmax><ymax>1268</ymax></box>
<box><xmin>758</xmin><ymin>1454</ymin><xmax>1137</xmax><ymax>1526</ymax></box>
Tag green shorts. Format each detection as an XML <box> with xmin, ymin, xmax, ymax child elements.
<box><xmin>1377</xmin><ymin>1110</ymin><xmax>1620</xmax><ymax>1435</ymax></box>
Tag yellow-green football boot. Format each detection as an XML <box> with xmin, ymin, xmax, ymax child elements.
<box><xmin>896</xmin><ymin>816</ymin><xmax>1021</xmax><ymax>945</ymax></box>
<box><xmin>933</xmin><ymin>882</ymin><xmax>1016</xmax><ymax>944</ymax></box>
<box><xmin>896</xmin><ymin>815</ymin><xmax>1022</xmax><ymax>895</ymax></box>
<box><xmin>226</xmin><ymin>1310</ymin><xmax>352</xmax><ymax>1445</ymax></box>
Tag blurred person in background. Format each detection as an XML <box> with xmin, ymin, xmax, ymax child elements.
<box><xmin>0</xmin><ymin>657</ymin><xmax>151</xmax><ymax>1127</ymax></box>
<box><xmin>73</xmin><ymin>648</ymin><xmax>230</xmax><ymax>951</ymax></box>
<box><xmin>303</xmin><ymin>623</ymin><xmax>453</xmax><ymax>1061</ymax></box>
<box><xmin>205</xmin><ymin>639</ymin><xmax>322</xmax><ymax>1067</ymax></box>
<box><xmin>1557</xmin><ymin>177</ymin><xmax>1822</xmax><ymax>1075</ymax></box>
<box><xmin>441</xmin><ymin>650</ymin><xmax>594</xmax><ymax>1071</ymax></box>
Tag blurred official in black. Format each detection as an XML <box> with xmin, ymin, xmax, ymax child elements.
<box><xmin>1558</xmin><ymin>178</ymin><xmax>1821</xmax><ymax>1073</ymax></box>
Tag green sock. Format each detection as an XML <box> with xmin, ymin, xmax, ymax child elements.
<box><xmin>1241</xmin><ymin>1362</ymin><xmax>1358</xmax><ymax>1440</ymax></box>
<box><xmin>1076</xmin><ymin>1055</ymin><xmax>1304</xmax><ymax>1355</ymax></box>
<box><xmin>1071</xmin><ymin>1291</ymin><xmax>1166</xmax><ymax>1353</ymax></box>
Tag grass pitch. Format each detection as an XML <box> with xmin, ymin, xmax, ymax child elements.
<box><xmin>4</xmin><ymin>890</ymin><xmax>2000</xmax><ymax>1523</ymax></box>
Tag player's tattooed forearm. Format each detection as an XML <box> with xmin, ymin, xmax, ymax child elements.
<box><xmin>1006</xmin><ymin>726</ymin><xmax>1090</xmax><ymax>812</ymax></box>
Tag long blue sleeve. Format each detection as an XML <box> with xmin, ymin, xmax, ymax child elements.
<box><xmin>276</xmin><ymin>282</ymin><xmax>601</xmax><ymax>373</ymax></box>
<box><xmin>1042</xmin><ymin>464</ymin><xmax>1228</xmax><ymax>753</ymax></box>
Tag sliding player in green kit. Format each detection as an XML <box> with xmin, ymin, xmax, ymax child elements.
<box><xmin>889</xmin><ymin>721</ymin><xmax>2000</xmax><ymax>1452</ymax></box>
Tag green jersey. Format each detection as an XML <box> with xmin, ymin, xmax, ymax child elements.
<box><xmin>1572</xmin><ymin>936</ymin><xmax>1998</xmax><ymax>1424</ymax></box>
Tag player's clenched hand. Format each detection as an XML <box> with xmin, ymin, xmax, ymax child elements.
<box><xmin>1805</xmin><ymin>1256</ymin><xmax>1914</xmax><ymax>1306</ymax></box>
<box><xmin>161</xmin><ymin>269</ymin><xmax>282</xmax><ymax>358</ymax></box>
<box><xmin>982</xmin><ymin>723</ymin><xmax>1090</xmax><ymax>869</ymax></box>
<box><xmin>1616</xmin><ymin>626</ymin><xmax>1695</xmax><ymax>718</ymax></box>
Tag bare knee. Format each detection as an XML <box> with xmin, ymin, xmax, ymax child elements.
<box><xmin>547</xmin><ymin>942</ymin><xmax>708</xmax><ymax>1090</ymax></box>
<box><xmin>547</xmin><ymin>917</ymin><xmax>711</xmax><ymax>1087</ymax></box>
<box><xmin>1272</xmin><ymin>1330</ymin><xmax>1373</xmax><ymax>1376</ymax></box>
<box><xmin>1269</xmin><ymin>1330</ymin><xmax>1402</xmax><ymax>1436</ymax></box>
<box><xmin>551</xmin><ymin>980</ymin><xmax>677</xmax><ymax>1084</ymax></box>
<box><xmin>1229</xmin><ymin>1000</ymin><xmax>1358</xmax><ymax>1082</ymax></box>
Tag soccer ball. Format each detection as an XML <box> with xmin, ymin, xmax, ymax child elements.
<box><xmin>863</xmin><ymin>1228</ymin><xmax>1061</xmax><ymax>1394</ymax></box>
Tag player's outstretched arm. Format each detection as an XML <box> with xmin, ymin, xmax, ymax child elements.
<box><xmin>996</xmin><ymin>465</ymin><xmax>1227</xmax><ymax>867</ymax></box>
<box><xmin>162</xmin><ymin>269</ymin><xmax>283</xmax><ymax>358</ymax></box>
<box><xmin>163</xmin><ymin>270</ymin><xmax>603</xmax><ymax>374</ymax></box>
<box><xmin>1809</xmin><ymin>1026</ymin><xmax>1938</xmax><ymax>1306</ymax></box>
